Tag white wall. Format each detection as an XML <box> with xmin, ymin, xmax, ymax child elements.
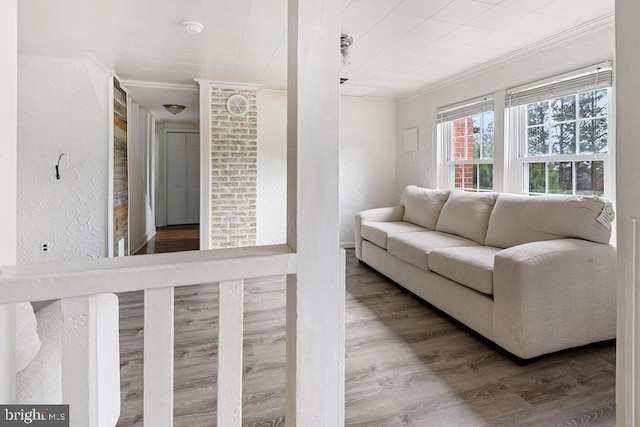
<box><xmin>256</xmin><ymin>91</ymin><xmax>397</xmax><ymax>246</ymax></box>
<box><xmin>396</xmin><ymin>20</ymin><xmax>615</xmax><ymax>197</ymax></box>
<box><xmin>339</xmin><ymin>98</ymin><xmax>397</xmax><ymax>246</ymax></box>
<box><xmin>128</xmin><ymin>102</ymin><xmax>156</xmax><ymax>253</ymax></box>
<box><xmin>17</xmin><ymin>55</ymin><xmax>110</xmax><ymax>263</ymax></box>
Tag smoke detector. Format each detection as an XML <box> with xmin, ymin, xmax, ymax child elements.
<box><xmin>183</xmin><ymin>21</ymin><xmax>204</xmax><ymax>35</ymax></box>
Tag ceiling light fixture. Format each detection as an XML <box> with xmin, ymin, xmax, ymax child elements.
<box><xmin>183</xmin><ymin>21</ymin><xmax>204</xmax><ymax>35</ymax></box>
<box><xmin>340</xmin><ymin>33</ymin><xmax>353</xmax><ymax>84</ymax></box>
<box><xmin>164</xmin><ymin>104</ymin><xmax>186</xmax><ymax>115</ymax></box>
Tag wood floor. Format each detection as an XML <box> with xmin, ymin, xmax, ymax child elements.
<box><xmin>116</xmin><ymin>230</ymin><xmax>615</xmax><ymax>426</ymax></box>
<box><xmin>134</xmin><ymin>225</ymin><xmax>200</xmax><ymax>255</ymax></box>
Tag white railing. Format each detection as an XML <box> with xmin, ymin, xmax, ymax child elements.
<box><xmin>0</xmin><ymin>244</ymin><xmax>296</xmax><ymax>427</ymax></box>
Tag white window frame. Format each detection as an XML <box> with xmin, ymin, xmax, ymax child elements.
<box><xmin>505</xmin><ymin>63</ymin><xmax>614</xmax><ymax>198</ymax></box>
<box><xmin>437</xmin><ymin>96</ymin><xmax>495</xmax><ymax>192</ymax></box>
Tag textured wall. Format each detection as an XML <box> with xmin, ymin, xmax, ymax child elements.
<box><xmin>17</xmin><ymin>55</ymin><xmax>109</xmax><ymax>263</ymax></box>
<box><xmin>255</xmin><ymin>91</ymin><xmax>397</xmax><ymax>246</ymax></box>
<box><xmin>210</xmin><ymin>86</ymin><xmax>257</xmax><ymax>248</ymax></box>
<box><xmin>396</xmin><ymin>22</ymin><xmax>615</xmax><ymax>199</ymax></box>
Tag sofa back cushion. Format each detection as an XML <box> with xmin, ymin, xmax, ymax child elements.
<box><xmin>401</xmin><ymin>186</ymin><xmax>450</xmax><ymax>230</ymax></box>
<box><xmin>485</xmin><ymin>193</ymin><xmax>612</xmax><ymax>248</ymax></box>
<box><xmin>435</xmin><ymin>190</ymin><xmax>498</xmax><ymax>244</ymax></box>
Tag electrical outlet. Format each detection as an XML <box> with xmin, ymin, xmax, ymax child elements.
<box><xmin>40</xmin><ymin>243</ymin><xmax>49</xmax><ymax>253</ymax></box>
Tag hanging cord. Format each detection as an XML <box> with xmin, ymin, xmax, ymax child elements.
<box><xmin>55</xmin><ymin>153</ymin><xmax>65</xmax><ymax>180</ymax></box>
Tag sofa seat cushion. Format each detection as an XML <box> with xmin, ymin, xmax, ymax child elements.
<box><xmin>428</xmin><ymin>246</ymin><xmax>502</xmax><ymax>295</ymax></box>
<box><xmin>387</xmin><ymin>231</ymin><xmax>479</xmax><ymax>271</ymax></box>
<box><xmin>436</xmin><ymin>190</ymin><xmax>498</xmax><ymax>245</ymax></box>
<box><xmin>361</xmin><ymin>221</ymin><xmax>426</xmax><ymax>249</ymax></box>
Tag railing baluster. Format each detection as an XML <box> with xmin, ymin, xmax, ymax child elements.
<box><xmin>144</xmin><ymin>287</ymin><xmax>174</xmax><ymax>427</ymax></box>
<box><xmin>217</xmin><ymin>279</ymin><xmax>244</xmax><ymax>427</ymax></box>
<box><xmin>0</xmin><ymin>304</ymin><xmax>16</xmax><ymax>403</ymax></box>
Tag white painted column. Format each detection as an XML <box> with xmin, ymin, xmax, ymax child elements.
<box><xmin>144</xmin><ymin>288</ymin><xmax>174</xmax><ymax>427</ymax></box>
<box><xmin>286</xmin><ymin>0</ymin><xmax>345</xmax><ymax>425</ymax></box>
<box><xmin>217</xmin><ymin>280</ymin><xmax>244</xmax><ymax>426</ymax></box>
<box><xmin>615</xmin><ymin>1</ymin><xmax>640</xmax><ymax>424</ymax></box>
<box><xmin>0</xmin><ymin>304</ymin><xmax>16</xmax><ymax>403</ymax></box>
<box><xmin>195</xmin><ymin>79</ymin><xmax>212</xmax><ymax>250</ymax></box>
<box><xmin>0</xmin><ymin>0</ymin><xmax>18</xmax><ymax>404</ymax></box>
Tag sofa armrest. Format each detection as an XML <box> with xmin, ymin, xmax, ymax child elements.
<box><xmin>493</xmin><ymin>239</ymin><xmax>616</xmax><ymax>359</ymax></box>
<box><xmin>355</xmin><ymin>207</ymin><xmax>405</xmax><ymax>260</ymax></box>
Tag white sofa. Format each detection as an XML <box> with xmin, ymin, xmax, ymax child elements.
<box><xmin>15</xmin><ymin>295</ymin><xmax>121</xmax><ymax>426</ymax></box>
<box><xmin>355</xmin><ymin>186</ymin><xmax>616</xmax><ymax>360</ymax></box>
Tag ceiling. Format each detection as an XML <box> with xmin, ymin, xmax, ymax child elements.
<box><xmin>18</xmin><ymin>0</ymin><xmax>614</xmax><ymax>123</ymax></box>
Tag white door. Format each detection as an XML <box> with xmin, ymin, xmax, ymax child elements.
<box><xmin>166</xmin><ymin>132</ymin><xmax>200</xmax><ymax>225</ymax></box>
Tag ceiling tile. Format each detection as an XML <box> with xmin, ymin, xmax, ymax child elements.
<box><xmin>429</xmin><ymin>0</ymin><xmax>495</xmax><ymax>24</ymax></box>
<box><xmin>393</xmin><ymin>0</ymin><xmax>453</xmax><ymax>19</ymax></box>
<box><xmin>341</xmin><ymin>5</ymin><xmax>388</xmax><ymax>42</ymax></box>
<box><xmin>348</xmin><ymin>0</ymin><xmax>404</xmax><ymax>15</ymax></box>
<box><xmin>410</xmin><ymin>19</ymin><xmax>458</xmax><ymax>41</ymax></box>
<box><xmin>535</xmin><ymin>0</ymin><xmax>614</xmax><ymax>22</ymax></box>
<box><xmin>498</xmin><ymin>0</ymin><xmax>554</xmax><ymax>12</ymax></box>
<box><xmin>466</xmin><ymin>5</ymin><xmax>528</xmax><ymax>30</ymax></box>
<box><xmin>468</xmin><ymin>30</ymin><xmax>533</xmax><ymax>51</ymax></box>
<box><xmin>500</xmin><ymin>12</ymin><xmax>580</xmax><ymax>38</ymax></box>
<box><xmin>439</xmin><ymin>25</ymin><xmax>491</xmax><ymax>44</ymax></box>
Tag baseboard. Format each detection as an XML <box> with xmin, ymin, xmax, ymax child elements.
<box><xmin>340</xmin><ymin>242</ymin><xmax>355</xmax><ymax>249</ymax></box>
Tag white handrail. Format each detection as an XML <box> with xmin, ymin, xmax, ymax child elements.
<box><xmin>0</xmin><ymin>245</ymin><xmax>296</xmax><ymax>304</ymax></box>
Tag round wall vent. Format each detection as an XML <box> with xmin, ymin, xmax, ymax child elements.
<box><xmin>226</xmin><ymin>94</ymin><xmax>250</xmax><ymax>116</ymax></box>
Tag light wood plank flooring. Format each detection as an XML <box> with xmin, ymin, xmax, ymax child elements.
<box><xmin>116</xmin><ymin>249</ymin><xmax>615</xmax><ymax>426</ymax></box>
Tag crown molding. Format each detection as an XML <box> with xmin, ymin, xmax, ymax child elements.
<box><xmin>122</xmin><ymin>79</ymin><xmax>198</xmax><ymax>91</ymax></box>
<box><xmin>398</xmin><ymin>13</ymin><xmax>615</xmax><ymax>104</ymax></box>
<box><xmin>195</xmin><ymin>79</ymin><xmax>262</xmax><ymax>91</ymax></box>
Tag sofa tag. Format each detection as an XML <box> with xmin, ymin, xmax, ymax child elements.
<box><xmin>597</xmin><ymin>202</ymin><xmax>615</xmax><ymax>230</ymax></box>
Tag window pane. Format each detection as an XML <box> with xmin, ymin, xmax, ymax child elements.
<box><xmin>548</xmin><ymin>162</ymin><xmax>573</xmax><ymax>194</ymax></box>
<box><xmin>453</xmin><ymin>164</ymin><xmax>475</xmax><ymax>189</ymax></box>
<box><xmin>472</xmin><ymin>114</ymin><xmax>482</xmax><ymax>134</ymax></box>
<box><xmin>451</xmin><ymin>136</ymin><xmax>469</xmax><ymax>160</ymax></box>
<box><xmin>527</xmin><ymin>126</ymin><xmax>549</xmax><ymax>156</ymax></box>
<box><xmin>527</xmin><ymin>101</ymin><xmax>549</xmax><ymax>126</ymax></box>
<box><xmin>579</xmin><ymin>118</ymin><xmax>608</xmax><ymax>154</ymax></box>
<box><xmin>453</xmin><ymin>117</ymin><xmax>472</xmax><ymax>137</ymax></box>
<box><xmin>478</xmin><ymin>164</ymin><xmax>493</xmax><ymax>191</ymax></box>
<box><xmin>528</xmin><ymin>163</ymin><xmax>546</xmax><ymax>193</ymax></box>
<box><xmin>473</xmin><ymin>134</ymin><xmax>482</xmax><ymax>160</ymax></box>
<box><xmin>482</xmin><ymin>132</ymin><xmax>494</xmax><ymax>159</ymax></box>
<box><xmin>576</xmin><ymin>161</ymin><xmax>604</xmax><ymax>196</ymax></box>
<box><xmin>579</xmin><ymin>89</ymin><xmax>608</xmax><ymax>118</ymax></box>
<box><xmin>551</xmin><ymin>96</ymin><xmax>576</xmax><ymax>122</ymax></box>
<box><xmin>483</xmin><ymin>111</ymin><xmax>494</xmax><ymax>133</ymax></box>
<box><xmin>550</xmin><ymin>122</ymin><xmax>576</xmax><ymax>155</ymax></box>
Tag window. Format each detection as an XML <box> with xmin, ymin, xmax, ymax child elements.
<box><xmin>437</xmin><ymin>97</ymin><xmax>494</xmax><ymax>191</ymax></box>
<box><xmin>506</xmin><ymin>63</ymin><xmax>613</xmax><ymax>197</ymax></box>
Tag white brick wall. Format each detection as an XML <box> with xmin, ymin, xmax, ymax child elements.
<box><xmin>210</xmin><ymin>86</ymin><xmax>257</xmax><ymax>248</ymax></box>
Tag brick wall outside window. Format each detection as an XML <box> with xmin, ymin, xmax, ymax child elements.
<box><xmin>452</xmin><ymin>117</ymin><xmax>475</xmax><ymax>189</ymax></box>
